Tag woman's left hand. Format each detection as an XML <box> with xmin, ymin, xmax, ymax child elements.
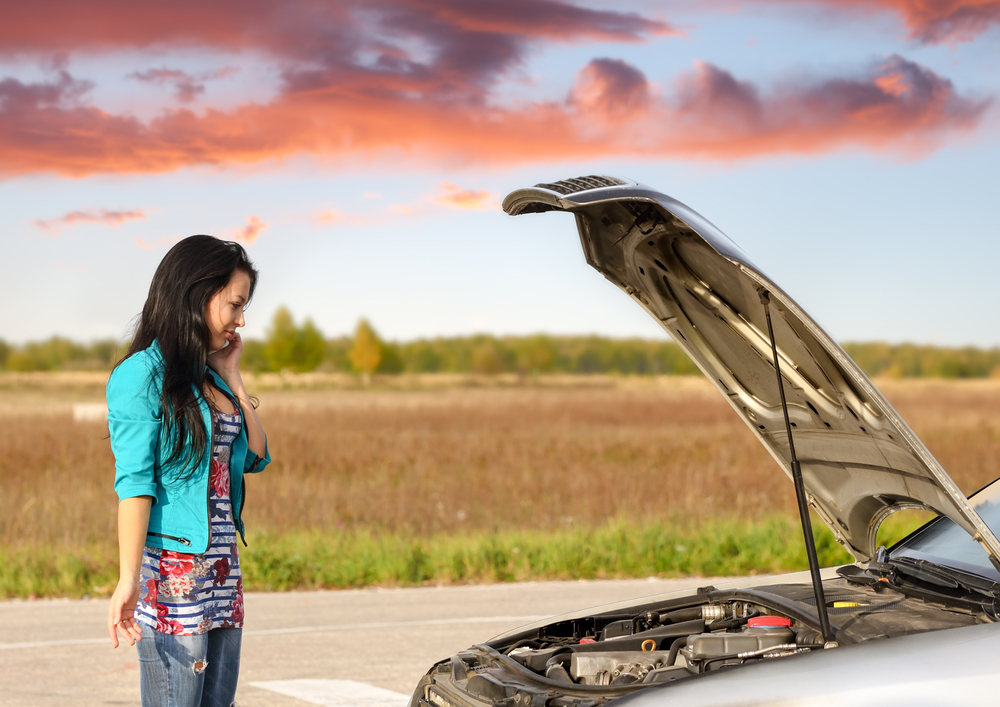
<box><xmin>208</xmin><ymin>331</ymin><xmax>244</xmax><ymax>386</ymax></box>
<box><xmin>208</xmin><ymin>330</ymin><xmax>267</xmax><ymax>458</ymax></box>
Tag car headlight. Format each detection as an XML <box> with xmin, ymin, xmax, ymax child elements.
<box><xmin>426</xmin><ymin>687</ymin><xmax>456</xmax><ymax>707</ymax></box>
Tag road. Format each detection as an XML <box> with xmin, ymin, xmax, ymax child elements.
<box><xmin>0</xmin><ymin>577</ymin><xmax>734</xmax><ymax>706</ymax></box>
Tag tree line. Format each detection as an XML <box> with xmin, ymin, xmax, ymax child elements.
<box><xmin>3</xmin><ymin>306</ymin><xmax>1000</xmax><ymax>379</ymax></box>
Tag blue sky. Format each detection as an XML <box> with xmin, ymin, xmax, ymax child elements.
<box><xmin>2</xmin><ymin>0</ymin><xmax>998</xmax><ymax>346</ymax></box>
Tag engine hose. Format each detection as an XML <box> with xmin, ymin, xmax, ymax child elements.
<box><xmin>544</xmin><ymin>650</ymin><xmax>573</xmax><ymax>671</ymax></box>
<box><xmin>706</xmin><ymin>609</ymin><xmax>758</xmax><ymax>632</ymax></box>
<box><xmin>657</xmin><ymin>607</ymin><xmax>704</xmax><ymax>625</ymax></box>
<box><xmin>794</xmin><ymin>626</ymin><xmax>824</xmax><ymax>646</ymax></box>
<box><xmin>666</xmin><ymin>636</ymin><xmax>688</xmax><ymax>667</ymax></box>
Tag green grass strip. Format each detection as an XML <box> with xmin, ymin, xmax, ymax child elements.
<box><xmin>241</xmin><ymin>517</ymin><xmax>857</xmax><ymax>591</ymax></box>
<box><xmin>1</xmin><ymin>514</ymin><xmax>928</xmax><ymax>599</ymax></box>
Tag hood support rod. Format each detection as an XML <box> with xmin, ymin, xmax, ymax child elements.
<box><xmin>759</xmin><ymin>290</ymin><xmax>836</xmax><ymax>647</ymax></box>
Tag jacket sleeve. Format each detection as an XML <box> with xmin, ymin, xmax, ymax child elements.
<box><xmin>244</xmin><ymin>442</ymin><xmax>271</xmax><ymax>475</ymax></box>
<box><xmin>107</xmin><ymin>354</ymin><xmax>162</xmax><ymax>502</ymax></box>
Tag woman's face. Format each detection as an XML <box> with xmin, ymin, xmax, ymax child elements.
<box><xmin>205</xmin><ymin>269</ymin><xmax>252</xmax><ymax>351</ymax></box>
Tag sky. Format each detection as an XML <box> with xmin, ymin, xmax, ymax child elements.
<box><xmin>2</xmin><ymin>0</ymin><xmax>1000</xmax><ymax>347</ymax></box>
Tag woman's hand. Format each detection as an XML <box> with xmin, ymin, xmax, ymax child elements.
<box><xmin>111</xmin><ymin>495</ymin><xmax>152</xmax><ymax>648</ymax></box>
<box><xmin>108</xmin><ymin>577</ymin><xmax>143</xmax><ymax>648</ymax></box>
<box><xmin>208</xmin><ymin>330</ymin><xmax>267</xmax><ymax>459</ymax></box>
<box><xmin>208</xmin><ymin>330</ymin><xmax>244</xmax><ymax>388</ymax></box>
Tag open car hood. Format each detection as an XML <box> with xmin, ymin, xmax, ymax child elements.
<box><xmin>503</xmin><ymin>175</ymin><xmax>1000</xmax><ymax>569</ymax></box>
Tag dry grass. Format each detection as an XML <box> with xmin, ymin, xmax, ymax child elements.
<box><xmin>249</xmin><ymin>380</ymin><xmax>780</xmax><ymax>535</ymax></box>
<box><xmin>875</xmin><ymin>379</ymin><xmax>1000</xmax><ymax>493</ymax></box>
<box><xmin>3</xmin><ymin>374</ymin><xmax>1000</xmax><ymax>554</ymax></box>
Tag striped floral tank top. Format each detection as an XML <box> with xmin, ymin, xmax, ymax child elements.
<box><xmin>135</xmin><ymin>407</ymin><xmax>244</xmax><ymax>635</ymax></box>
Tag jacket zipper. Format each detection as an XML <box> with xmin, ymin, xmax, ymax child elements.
<box><xmin>238</xmin><ymin>477</ymin><xmax>248</xmax><ymax>547</ymax></box>
<box><xmin>147</xmin><ymin>531</ymin><xmax>192</xmax><ymax>547</ymax></box>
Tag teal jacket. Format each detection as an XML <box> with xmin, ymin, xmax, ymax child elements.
<box><xmin>107</xmin><ymin>340</ymin><xmax>270</xmax><ymax>554</ymax></box>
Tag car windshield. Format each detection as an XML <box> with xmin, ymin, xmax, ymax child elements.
<box><xmin>891</xmin><ymin>477</ymin><xmax>1000</xmax><ymax>582</ymax></box>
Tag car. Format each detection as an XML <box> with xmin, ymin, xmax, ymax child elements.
<box><xmin>407</xmin><ymin>176</ymin><xmax>1000</xmax><ymax>706</ymax></box>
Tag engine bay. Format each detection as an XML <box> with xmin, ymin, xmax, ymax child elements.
<box><xmin>503</xmin><ymin>599</ymin><xmax>826</xmax><ymax>686</ymax></box>
<box><xmin>410</xmin><ymin>579</ymin><xmax>987</xmax><ymax>707</ymax></box>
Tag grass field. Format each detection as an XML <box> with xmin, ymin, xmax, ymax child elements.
<box><xmin>2</xmin><ymin>373</ymin><xmax>999</xmax><ymax>597</ymax></box>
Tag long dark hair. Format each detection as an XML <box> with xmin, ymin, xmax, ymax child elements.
<box><xmin>118</xmin><ymin>236</ymin><xmax>258</xmax><ymax>477</ymax></box>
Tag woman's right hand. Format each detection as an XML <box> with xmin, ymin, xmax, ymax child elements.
<box><xmin>108</xmin><ymin>577</ymin><xmax>143</xmax><ymax>648</ymax></box>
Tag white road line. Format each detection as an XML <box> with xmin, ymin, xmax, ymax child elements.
<box><xmin>0</xmin><ymin>615</ymin><xmax>547</xmax><ymax>651</ymax></box>
<box><xmin>0</xmin><ymin>637</ymin><xmax>118</xmax><ymax>650</ymax></box>
<box><xmin>242</xmin><ymin>615</ymin><xmax>548</xmax><ymax>637</ymax></box>
<box><xmin>250</xmin><ymin>679</ymin><xmax>409</xmax><ymax>707</ymax></box>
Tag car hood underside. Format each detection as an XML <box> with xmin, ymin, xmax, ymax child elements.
<box><xmin>503</xmin><ymin>175</ymin><xmax>1000</xmax><ymax>569</ymax></box>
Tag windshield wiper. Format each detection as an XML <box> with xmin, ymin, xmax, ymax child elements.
<box><xmin>841</xmin><ymin>556</ymin><xmax>1000</xmax><ymax>619</ymax></box>
<box><xmin>839</xmin><ymin>556</ymin><xmax>1000</xmax><ymax>616</ymax></box>
<box><xmin>886</xmin><ymin>556</ymin><xmax>1000</xmax><ymax>599</ymax></box>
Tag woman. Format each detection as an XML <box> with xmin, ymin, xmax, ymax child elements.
<box><xmin>106</xmin><ymin>236</ymin><xmax>270</xmax><ymax>707</ymax></box>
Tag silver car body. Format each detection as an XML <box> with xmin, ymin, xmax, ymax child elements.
<box><xmin>481</xmin><ymin>570</ymin><xmax>1000</xmax><ymax>705</ymax></box>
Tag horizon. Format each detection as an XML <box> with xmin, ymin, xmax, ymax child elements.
<box><xmin>7</xmin><ymin>313</ymin><xmax>1000</xmax><ymax>351</ymax></box>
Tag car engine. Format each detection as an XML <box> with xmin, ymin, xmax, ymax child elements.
<box><xmin>504</xmin><ymin>601</ymin><xmax>823</xmax><ymax>686</ymax></box>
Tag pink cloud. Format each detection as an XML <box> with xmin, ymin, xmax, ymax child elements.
<box><xmin>0</xmin><ymin>1</ymin><xmax>679</xmax><ymax>176</ymax></box>
<box><xmin>570</xmin><ymin>57</ymin><xmax>651</xmax><ymax>118</ymax></box>
<box><xmin>431</xmin><ymin>182</ymin><xmax>496</xmax><ymax>210</ymax></box>
<box><xmin>0</xmin><ymin>1</ymin><xmax>675</xmax><ymax>57</ymax></box>
<box><xmin>314</xmin><ymin>208</ymin><xmax>345</xmax><ymax>224</ymax></box>
<box><xmin>769</xmin><ymin>0</ymin><xmax>1000</xmax><ymax>44</ymax></box>
<box><xmin>35</xmin><ymin>208</ymin><xmax>147</xmax><ymax>234</ymax></box>
<box><xmin>1</xmin><ymin>53</ymin><xmax>984</xmax><ymax>175</ymax></box>
<box><xmin>231</xmin><ymin>216</ymin><xmax>267</xmax><ymax>245</ymax></box>
<box><xmin>656</xmin><ymin>55</ymin><xmax>988</xmax><ymax>160</ymax></box>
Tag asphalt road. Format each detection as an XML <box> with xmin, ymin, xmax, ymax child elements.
<box><xmin>0</xmin><ymin>577</ymin><xmax>733</xmax><ymax>707</ymax></box>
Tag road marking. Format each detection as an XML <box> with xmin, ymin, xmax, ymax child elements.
<box><xmin>250</xmin><ymin>679</ymin><xmax>409</xmax><ymax>707</ymax></box>
<box><xmin>240</xmin><ymin>615</ymin><xmax>548</xmax><ymax>638</ymax></box>
<box><xmin>0</xmin><ymin>615</ymin><xmax>547</xmax><ymax>651</ymax></box>
<box><xmin>0</xmin><ymin>637</ymin><xmax>118</xmax><ymax>650</ymax></box>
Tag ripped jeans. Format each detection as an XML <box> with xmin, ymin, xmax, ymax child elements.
<box><xmin>137</xmin><ymin>624</ymin><xmax>242</xmax><ymax>707</ymax></box>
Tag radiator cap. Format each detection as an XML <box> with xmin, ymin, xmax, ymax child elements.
<box><xmin>747</xmin><ymin>616</ymin><xmax>792</xmax><ymax>628</ymax></box>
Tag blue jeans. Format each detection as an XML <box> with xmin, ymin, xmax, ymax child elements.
<box><xmin>137</xmin><ymin>623</ymin><xmax>242</xmax><ymax>707</ymax></box>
